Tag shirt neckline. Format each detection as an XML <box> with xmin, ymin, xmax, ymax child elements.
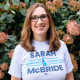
<box><xmin>32</xmin><ymin>40</ymin><xmax>49</xmax><ymax>45</ymax></box>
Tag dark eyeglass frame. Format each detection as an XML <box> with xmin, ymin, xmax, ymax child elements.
<box><xmin>30</xmin><ymin>14</ymin><xmax>48</xmax><ymax>22</ymax></box>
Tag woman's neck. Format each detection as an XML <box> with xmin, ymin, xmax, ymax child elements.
<box><xmin>33</xmin><ymin>34</ymin><xmax>47</xmax><ymax>42</ymax></box>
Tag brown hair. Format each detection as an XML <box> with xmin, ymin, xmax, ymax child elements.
<box><xmin>20</xmin><ymin>3</ymin><xmax>61</xmax><ymax>52</ymax></box>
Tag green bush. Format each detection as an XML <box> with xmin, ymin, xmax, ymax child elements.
<box><xmin>0</xmin><ymin>0</ymin><xmax>80</xmax><ymax>80</ymax></box>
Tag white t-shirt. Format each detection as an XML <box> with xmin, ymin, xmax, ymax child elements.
<box><xmin>8</xmin><ymin>40</ymin><xmax>73</xmax><ymax>80</ymax></box>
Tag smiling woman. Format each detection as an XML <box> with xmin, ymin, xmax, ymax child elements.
<box><xmin>20</xmin><ymin>3</ymin><xmax>60</xmax><ymax>52</ymax></box>
<box><xmin>8</xmin><ymin>3</ymin><xmax>74</xmax><ymax>80</ymax></box>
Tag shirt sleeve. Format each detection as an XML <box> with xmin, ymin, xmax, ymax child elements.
<box><xmin>8</xmin><ymin>45</ymin><xmax>22</xmax><ymax>78</ymax></box>
<box><xmin>63</xmin><ymin>42</ymin><xmax>73</xmax><ymax>74</ymax></box>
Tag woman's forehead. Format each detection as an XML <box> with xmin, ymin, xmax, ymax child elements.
<box><xmin>31</xmin><ymin>7</ymin><xmax>47</xmax><ymax>16</ymax></box>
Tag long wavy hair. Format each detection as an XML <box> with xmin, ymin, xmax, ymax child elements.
<box><xmin>20</xmin><ymin>3</ymin><xmax>61</xmax><ymax>52</ymax></box>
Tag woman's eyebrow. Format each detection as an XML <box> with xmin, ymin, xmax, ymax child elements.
<box><xmin>31</xmin><ymin>14</ymin><xmax>47</xmax><ymax>16</ymax></box>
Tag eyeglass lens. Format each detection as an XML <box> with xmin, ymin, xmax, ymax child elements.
<box><xmin>31</xmin><ymin>14</ymin><xmax>48</xmax><ymax>21</ymax></box>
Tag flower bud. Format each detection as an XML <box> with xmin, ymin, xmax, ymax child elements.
<box><xmin>63</xmin><ymin>34</ymin><xmax>74</xmax><ymax>44</ymax></box>
<box><xmin>67</xmin><ymin>20</ymin><xmax>80</xmax><ymax>36</ymax></box>
<box><xmin>0</xmin><ymin>62</ymin><xmax>9</xmax><ymax>71</ymax></box>
<box><xmin>0</xmin><ymin>32</ymin><xmax>9</xmax><ymax>43</ymax></box>
<box><xmin>0</xmin><ymin>70</ymin><xmax>5</xmax><ymax>79</ymax></box>
<box><xmin>8</xmin><ymin>49</ymin><xmax>14</xmax><ymax>59</ymax></box>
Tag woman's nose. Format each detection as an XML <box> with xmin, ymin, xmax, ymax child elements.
<box><xmin>37</xmin><ymin>18</ymin><xmax>43</xmax><ymax>23</ymax></box>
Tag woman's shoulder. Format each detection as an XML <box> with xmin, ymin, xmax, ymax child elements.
<box><xmin>14</xmin><ymin>44</ymin><xmax>26</xmax><ymax>52</ymax></box>
<box><xmin>60</xmin><ymin>40</ymin><xmax>66</xmax><ymax>45</ymax></box>
<box><xmin>59</xmin><ymin>40</ymin><xmax>67</xmax><ymax>48</ymax></box>
<box><xmin>57</xmin><ymin>40</ymin><xmax>68</xmax><ymax>53</ymax></box>
<box><xmin>15</xmin><ymin>44</ymin><xmax>22</xmax><ymax>49</ymax></box>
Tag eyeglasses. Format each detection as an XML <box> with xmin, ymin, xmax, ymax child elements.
<box><xmin>31</xmin><ymin>14</ymin><xmax>48</xmax><ymax>22</ymax></box>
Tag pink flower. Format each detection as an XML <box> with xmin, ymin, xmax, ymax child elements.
<box><xmin>70</xmin><ymin>54</ymin><xmax>78</xmax><ymax>72</ymax></box>
<box><xmin>72</xmin><ymin>60</ymin><xmax>78</xmax><ymax>72</ymax></box>
<box><xmin>46</xmin><ymin>1</ymin><xmax>53</xmax><ymax>6</ymax></box>
<box><xmin>70</xmin><ymin>54</ymin><xmax>74</xmax><ymax>60</ymax></box>
<box><xmin>46</xmin><ymin>1</ymin><xmax>57</xmax><ymax>13</ymax></box>
<box><xmin>63</xmin><ymin>34</ymin><xmax>74</xmax><ymax>44</ymax></box>
<box><xmin>68</xmin><ymin>0</ymin><xmax>80</xmax><ymax>11</ymax></box>
<box><xmin>52</xmin><ymin>0</ymin><xmax>63</xmax><ymax>9</ymax></box>
<box><xmin>20</xmin><ymin>2</ymin><xmax>26</xmax><ymax>7</ymax></box>
<box><xmin>0</xmin><ymin>70</ymin><xmax>5</xmax><ymax>79</ymax></box>
<box><xmin>19</xmin><ymin>2</ymin><xmax>26</xmax><ymax>9</ymax></box>
<box><xmin>0</xmin><ymin>62</ymin><xmax>9</xmax><ymax>71</ymax></box>
<box><xmin>57</xmin><ymin>29</ymin><xmax>65</xmax><ymax>36</ymax></box>
<box><xmin>8</xmin><ymin>49</ymin><xmax>14</xmax><ymax>59</ymax></box>
<box><xmin>0</xmin><ymin>32</ymin><xmax>9</xmax><ymax>43</ymax></box>
<box><xmin>46</xmin><ymin>0</ymin><xmax>63</xmax><ymax>13</ymax></box>
<box><xmin>67</xmin><ymin>20</ymin><xmax>80</xmax><ymax>36</ymax></box>
<box><xmin>46</xmin><ymin>1</ymin><xmax>53</xmax><ymax>10</ymax></box>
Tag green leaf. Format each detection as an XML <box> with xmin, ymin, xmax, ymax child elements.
<box><xmin>24</xmin><ymin>0</ymin><xmax>29</xmax><ymax>6</ymax></box>
<box><xmin>0</xmin><ymin>5</ymin><xmax>4</xmax><ymax>9</ymax></box>
<box><xmin>8</xmin><ymin>35</ymin><xmax>16</xmax><ymax>42</ymax></box>
<box><xmin>20</xmin><ymin>8</ymin><xmax>26</xmax><ymax>16</ymax></box>
<box><xmin>69</xmin><ymin>15</ymin><xmax>75</xmax><ymax>19</ymax></box>
<box><xmin>0</xmin><ymin>12</ymin><xmax>7</xmax><ymax>21</ymax></box>
<box><xmin>3</xmin><ymin>53</ymin><xmax>9</xmax><ymax>61</ymax></box>
<box><xmin>56</xmin><ymin>25</ymin><xmax>65</xmax><ymax>29</ymax></box>
<box><xmin>12</xmin><ymin>0</ymin><xmax>20</xmax><ymax>5</ymax></box>
<box><xmin>0</xmin><ymin>60</ymin><xmax>3</xmax><ymax>64</ymax></box>
<box><xmin>0</xmin><ymin>48</ymin><xmax>4</xmax><ymax>53</ymax></box>
<box><xmin>36</xmin><ymin>0</ymin><xmax>40</xmax><ymax>2</ymax></box>
<box><xmin>62</xmin><ymin>20</ymin><xmax>68</xmax><ymax>24</ymax></box>
<box><xmin>30</xmin><ymin>0</ymin><xmax>35</xmax><ymax>6</ymax></box>
<box><xmin>61</xmin><ymin>8</ymin><xmax>68</xmax><ymax>12</ymax></box>
<box><xmin>0</xmin><ymin>24</ymin><xmax>6</xmax><ymax>31</ymax></box>
<box><xmin>4</xmin><ymin>3</ymin><xmax>10</xmax><ymax>11</ymax></box>
<box><xmin>19</xmin><ymin>23</ymin><xmax>23</xmax><ymax>27</ymax></box>
<box><xmin>7</xmin><ymin>14</ymin><xmax>14</xmax><ymax>23</ymax></box>
<box><xmin>4</xmin><ymin>48</ymin><xmax>10</xmax><ymax>52</ymax></box>
<box><xmin>75</xmin><ymin>56</ymin><xmax>80</xmax><ymax>60</ymax></box>
<box><xmin>4</xmin><ymin>42</ymin><xmax>12</xmax><ymax>47</ymax></box>
<box><xmin>63</xmin><ymin>0</ymin><xmax>67</xmax><ymax>4</ymax></box>
<box><xmin>11</xmin><ymin>10</ymin><xmax>16</xmax><ymax>14</ymax></box>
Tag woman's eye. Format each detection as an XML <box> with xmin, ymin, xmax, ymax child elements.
<box><xmin>32</xmin><ymin>16</ymin><xmax>37</xmax><ymax>19</ymax></box>
<box><xmin>41</xmin><ymin>15</ymin><xmax>46</xmax><ymax>18</ymax></box>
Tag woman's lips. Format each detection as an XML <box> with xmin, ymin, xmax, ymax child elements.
<box><xmin>36</xmin><ymin>25</ymin><xmax>45</xmax><ymax>27</ymax></box>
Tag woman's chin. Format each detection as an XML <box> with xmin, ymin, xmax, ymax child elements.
<box><xmin>36</xmin><ymin>32</ymin><xmax>47</xmax><ymax>36</ymax></box>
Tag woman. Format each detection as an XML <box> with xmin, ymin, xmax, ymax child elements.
<box><xmin>8</xmin><ymin>3</ymin><xmax>74</xmax><ymax>80</ymax></box>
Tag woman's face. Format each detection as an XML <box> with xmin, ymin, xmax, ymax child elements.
<box><xmin>31</xmin><ymin>7</ymin><xmax>49</xmax><ymax>38</ymax></box>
